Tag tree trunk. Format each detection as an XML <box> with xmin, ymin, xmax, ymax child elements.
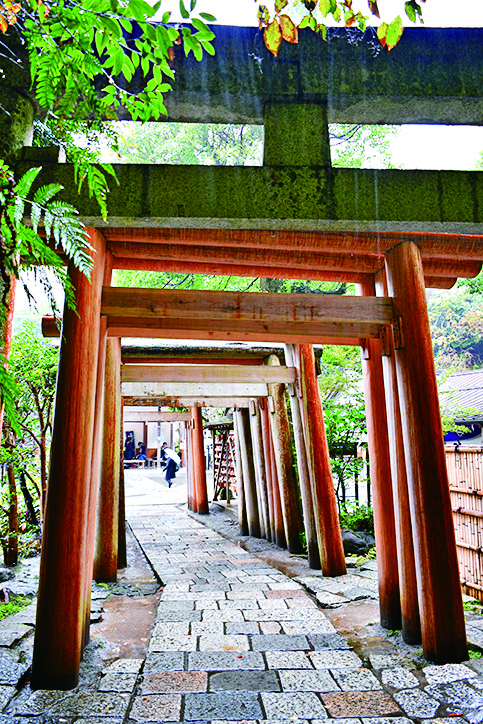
<box><xmin>5</xmin><ymin>464</ymin><xmax>18</xmax><ymax>566</ymax></box>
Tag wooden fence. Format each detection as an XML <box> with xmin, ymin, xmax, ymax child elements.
<box><xmin>447</xmin><ymin>446</ymin><xmax>483</xmax><ymax>599</ymax></box>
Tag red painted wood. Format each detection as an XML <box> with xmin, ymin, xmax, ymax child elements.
<box><xmin>117</xmin><ymin>397</ymin><xmax>127</xmax><ymax>570</ymax></box>
<box><xmin>191</xmin><ymin>407</ymin><xmax>209</xmax><ymax>514</ymax></box>
<box><xmin>31</xmin><ymin>228</ymin><xmax>106</xmax><ymax>690</ymax></box>
<box><xmin>356</xmin><ymin>279</ymin><xmax>401</xmax><ymax>630</ymax></box>
<box><xmin>267</xmin><ymin>412</ymin><xmax>286</xmax><ymax>550</ymax></box>
<box><xmin>385</xmin><ymin>241</ymin><xmax>467</xmax><ymax>663</ymax></box>
<box><xmin>375</xmin><ymin>273</ymin><xmax>421</xmax><ymax>644</ymax></box>
<box><xmin>238</xmin><ymin>408</ymin><xmax>262</xmax><ymax>538</ymax></box>
<box><xmin>259</xmin><ymin>402</ymin><xmax>275</xmax><ymax>543</ymax></box>
<box><xmin>233</xmin><ymin>410</ymin><xmax>249</xmax><ymax>536</ymax></box>
<box><xmin>187</xmin><ymin>424</ymin><xmax>194</xmax><ymax>511</ymax></box>
<box><xmin>284</xmin><ymin>344</ymin><xmax>321</xmax><ymax>570</ymax></box>
<box><xmin>93</xmin><ymin>337</ymin><xmax>121</xmax><ymax>582</ymax></box>
<box><xmin>266</xmin><ymin>356</ymin><xmax>303</xmax><ymax>554</ymax></box>
<box><xmin>296</xmin><ymin>344</ymin><xmax>346</xmax><ymax>577</ymax></box>
<box><xmin>104</xmin><ymin>226</ymin><xmax>483</xmax><ymax>262</ymax></box>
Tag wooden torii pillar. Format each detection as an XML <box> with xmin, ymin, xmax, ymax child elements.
<box><xmin>294</xmin><ymin>344</ymin><xmax>346</xmax><ymax>577</ymax></box>
<box><xmin>191</xmin><ymin>406</ymin><xmax>209</xmax><ymax>514</ymax></box>
<box><xmin>385</xmin><ymin>241</ymin><xmax>467</xmax><ymax>663</ymax></box>
<box><xmin>375</xmin><ymin>271</ymin><xmax>421</xmax><ymax>645</ymax></box>
<box><xmin>356</xmin><ymin>280</ymin><xmax>401</xmax><ymax>630</ymax></box>
<box><xmin>31</xmin><ymin>228</ymin><xmax>106</xmax><ymax>690</ymax></box>
<box><xmin>93</xmin><ymin>337</ymin><xmax>122</xmax><ymax>582</ymax></box>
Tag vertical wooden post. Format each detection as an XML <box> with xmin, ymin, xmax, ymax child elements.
<box><xmin>117</xmin><ymin>398</ymin><xmax>127</xmax><ymax>570</ymax></box>
<box><xmin>186</xmin><ymin>422</ymin><xmax>194</xmax><ymax>511</ymax></box>
<box><xmin>284</xmin><ymin>344</ymin><xmax>321</xmax><ymax>570</ymax></box>
<box><xmin>83</xmin><ymin>255</ymin><xmax>112</xmax><ymax>646</ymax></box>
<box><xmin>256</xmin><ymin>404</ymin><xmax>273</xmax><ymax>540</ymax></box>
<box><xmin>31</xmin><ymin>228</ymin><xmax>106</xmax><ymax>691</ymax></box>
<box><xmin>266</xmin><ymin>355</ymin><xmax>303</xmax><ymax>554</ymax></box>
<box><xmin>385</xmin><ymin>241</ymin><xmax>467</xmax><ymax>663</ymax></box>
<box><xmin>249</xmin><ymin>399</ymin><xmax>270</xmax><ymax>539</ymax></box>
<box><xmin>93</xmin><ymin>337</ymin><xmax>121</xmax><ymax>582</ymax></box>
<box><xmin>295</xmin><ymin>345</ymin><xmax>346</xmax><ymax>577</ymax></box>
<box><xmin>238</xmin><ymin>407</ymin><xmax>261</xmax><ymax>538</ymax></box>
<box><xmin>375</xmin><ymin>271</ymin><xmax>421</xmax><ymax>644</ymax></box>
<box><xmin>191</xmin><ymin>407</ymin><xmax>209</xmax><ymax>514</ymax></box>
<box><xmin>233</xmin><ymin>409</ymin><xmax>249</xmax><ymax>535</ymax></box>
<box><xmin>356</xmin><ymin>279</ymin><xmax>401</xmax><ymax>631</ymax></box>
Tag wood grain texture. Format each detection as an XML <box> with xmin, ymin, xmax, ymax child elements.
<box><xmin>120</xmin><ymin>364</ymin><xmax>296</xmax><ymax>385</ymax></box>
<box><xmin>375</xmin><ymin>272</ymin><xmax>421</xmax><ymax>645</ymax></box>
<box><xmin>266</xmin><ymin>355</ymin><xmax>304</xmax><ymax>554</ymax></box>
<box><xmin>93</xmin><ymin>338</ymin><xmax>121</xmax><ymax>583</ymax></box>
<box><xmin>191</xmin><ymin>407</ymin><xmax>209</xmax><ymax>515</ymax></box>
<box><xmin>295</xmin><ymin>344</ymin><xmax>346</xmax><ymax>577</ymax></box>
<box><xmin>356</xmin><ymin>279</ymin><xmax>401</xmax><ymax>631</ymax></box>
<box><xmin>284</xmin><ymin>344</ymin><xmax>321</xmax><ymax>571</ymax></box>
<box><xmin>385</xmin><ymin>241</ymin><xmax>467</xmax><ymax>664</ymax></box>
<box><xmin>238</xmin><ymin>408</ymin><xmax>262</xmax><ymax>538</ymax></box>
<box><xmin>31</xmin><ymin>228</ymin><xmax>106</xmax><ymax>690</ymax></box>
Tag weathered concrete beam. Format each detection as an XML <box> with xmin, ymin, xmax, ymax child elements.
<box><xmin>124</xmin><ymin>27</ymin><xmax>483</xmax><ymax>126</ymax></box>
<box><xmin>18</xmin><ymin>163</ymin><xmax>483</xmax><ymax>239</ymax></box>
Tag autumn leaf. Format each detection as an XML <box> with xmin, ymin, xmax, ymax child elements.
<box><xmin>279</xmin><ymin>14</ymin><xmax>298</xmax><ymax>43</ymax></box>
<box><xmin>368</xmin><ymin>0</ymin><xmax>380</xmax><ymax>18</ymax></box>
<box><xmin>385</xmin><ymin>15</ymin><xmax>403</xmax><ymax>50</ymax></box>
<box><xmin>377</xmin><ymin>21</ymin><xmax>388</xmax><ymax>46</ymax></box>
<box><xmin>264</xmin><ymin>18</ymin><xmax>282</xmax><ymax>56</ymax></box>
<box><xmin>275</xmin><ymin>0</ymin><xmax>288</xmax><ymax>13</ymax></box>
<box><xmin>258</xmin><ymin>4</ymin><xmax>270</xmax><ymax>29</ymax></box>
<box><xmin>0</xmin><ymin>13</ymin><xmax>7</xmax><ymax>32</ymax></box>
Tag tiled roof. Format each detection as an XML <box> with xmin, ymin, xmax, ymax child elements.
<box><xmin>439</xmin><ymin>369</ymin><xmax>483</xmax><ymax>417</ymax></box>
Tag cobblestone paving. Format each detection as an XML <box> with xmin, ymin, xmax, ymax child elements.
<box><xmin>2</xmin><ymin>504</ymin><xmax>483</xmax><ymax>723</ymax></box>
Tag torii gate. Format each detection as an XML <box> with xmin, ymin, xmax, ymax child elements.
<box><xmin>13</xmin><ymin>26</ymin><xmax>483</xmax><ymax>688</ymax></box>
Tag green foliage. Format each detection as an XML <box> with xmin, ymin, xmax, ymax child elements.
<box><xmin>468</xmin><ymin>650</ymin><xmax>483</xmax><ymax>659</ymax></box>
<box><xmin>0</xmin><ymin>161</ymin><xmax>87</xmax><ymax>429</ymax></box>
<box><xmin>20</xmin><ymin>0</ymin><xmax>213</xmax><ymax>123</ymax></box>
<box><xmin>427</xmin><ymin>288</ymin><xmax>483</xmax><ymax>368</ymax></box>
<box><xmin>330</xmin><ymin>124</ymin><xmax>401</xmax><ymax>169</ymax></box>
<box><xmin>0</xmin><ymin>594</ymin><xmax>31</xmax><ymax>621</ymax></box>
<box><xmin>339</xmin><ymin>502</ymin><xmax>374</xmax><ymax>534</ymax></box>
<box><xmin>106</xmin><ymin>122</ymin><xmax>265</xmax><ymax>166</ymax></box>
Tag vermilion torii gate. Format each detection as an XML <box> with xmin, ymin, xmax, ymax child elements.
<box><xmin>15</xmin><ymin>25</ymin><xmax>483</xmax><ymax>689</ymax></box>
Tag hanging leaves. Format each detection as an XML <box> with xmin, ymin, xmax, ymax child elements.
<box><xmin>264</xmin><ymin>18</ymin><xmax>283</xmax><ymax>57</ymax></box>
<box><xmin>279</xmin><ymin>14</ymin><xmax>298</xmax><ymax>44</ymax></box>
<box><xmin>368</xmin><ymin>0</ymin><xmax>380</xmax><ymax>18</ymax></box>
<box><xmin>260</xmin><ymin>0</ymin><xmax>414</xmax><ymax>53</ymax></box>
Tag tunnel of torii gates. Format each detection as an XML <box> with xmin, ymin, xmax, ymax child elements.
<box><xmin>5</xmin><ymin>24</ymin><xmax>483</xmax><ymax>689</ymax></box>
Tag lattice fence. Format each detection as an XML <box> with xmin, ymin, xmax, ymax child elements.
<box><xmin>447</xmin><ymin>446</ymin><xmax>483</xmax><ymax>599</ymax></box>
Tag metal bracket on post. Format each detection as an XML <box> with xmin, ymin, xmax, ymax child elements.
<box><xmin>249</xmin><ymin>398</ymin><xmax>256</xmax><ymax>416</ymax></box>
<box><xmin>267</xmin><ymin>396</ymin><xmax>275</xmax><ymax>414</ymax></box>
<box><xmin>379</xmin><ymin>325</ymin><xmax>392</xmax><ymax>357</ymax></box>
<box><xmin>360</xmin><ymin>339</ymin><xmax>370</xmax><ymax>360</ymax></box>
<box><xmin>391</xmin><ymin>316</ymin><xmax>405</xmax><ymax>350</ymax></box>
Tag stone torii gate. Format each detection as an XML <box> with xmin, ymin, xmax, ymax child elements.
<box><xmin>14</xmin><ymin>26</ymin><xmax>483</xmax><ymax>688</ymax></box>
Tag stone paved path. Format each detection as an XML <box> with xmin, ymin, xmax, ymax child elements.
<box><xmin>3</xmin><ymin>501</ymin><xmax>483</xmax><ymax>723</ymax></box>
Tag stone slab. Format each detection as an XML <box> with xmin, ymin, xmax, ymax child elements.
<box><xmin>144</xmin><ymin>652</ymin><xmax>186</xmax><ymax>672</ymax></box>
<box><xmin>261</xmin><ymin>691</ymin><xmax>327</xmax><ymax>719</ymax></box>
<box><xmin>423</xmin><ymin>663</ymin><xmax>477</xmax><ymax>685</ymax></box>
<box><xmin>392</xmin><ymin>689</ymin><xmax>441</xmax><ymax>718</ymax></box>
<box><xmin>102</xmin><ymin>658</ymin><xmax>144</xmax><ymax>675</ymax></box>
<box><xmin>424</xmin><ymin>681</ymin><xmax>483</xmax><ymax>709</ymax></box>
<box><xmin>381</xmin><ymin>667</ymin><xmax>420</xmax><ymax>690</ymax></box>
<box><xmin>309</xmin><ymin>651</ymin><xmax>363</xmax><ymax>669</ymax></box>
<box><xmin>188</xmin><ymin>651</ymin><xmax>265</xmax><ymax>671</ymax></box>
<box><xmin>98</xmin><ymin>673</ymin><xmax>138</xmax><ymax>692</ymax></box>
<box><xmin>321</xmin><ymin>691</ymin><xmax>402</xmax><ymax>718</ymax></box>
<box><xmin>129</xmin><ymin>693</ymin><xmax>181</xmax><ymax>722</ymax></box>
<box><xmin>149</xmin><ymin>635</ymin><xmax>198</xmax><ymax>652</ymax></box>
<box><xmin>250</xmin><ymin>634</ymin><xmax>309</xmax><ymax>651</ymax></box>
<box><xmin>141</xmin><ymin>672</ymin><xmax>207</xmax><ymax>694</ymax></box>
<box><xmin>209</xmin><ymin>670</ymin><xmax>280</xmax><ymax>692</ymax></box>
<box><xmin>265</xmin><ymin>651</ymin><xmax>314</xmax><ymax>670</ymax></box>
<box><xmin>331</xmin><ymin>667</ymin><xmax>382</xmax><ymax>692</ymax></box>
<box><xmin>307</xmin><ymin>634</ymin><xmax>350</xmax><ymax>650</ymax></box>
<box><xmin>279</xmin><ymin>669</ymin><xmax>340</xmax><ymax>692</ymax></box>
<box><xmin>184</xmin><ymin>692</ymin><xmax>263</xmax><ymax>720</ymax></box>
<box><xmin>225</xmin><ymin>622</ymin><xmax>260</xmax><ymax>635</ymax></box>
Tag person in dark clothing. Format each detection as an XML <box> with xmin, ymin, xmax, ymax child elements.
<box><xmin>165</xmin><ymin>457</ymin><xmax>177</xmax><ymax>488</ymax></box>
